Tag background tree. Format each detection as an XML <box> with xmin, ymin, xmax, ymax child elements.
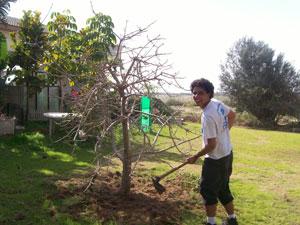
<box><xmin>46</xmin><ymin>10</ymin><xmax>78</xmax><ymax>111</ymax></box>
<box><xmin>220</xmin><ymin>37</ymin><xmax>300</xmax><ymax>126</ymax></box>
<box><xmin>76</xmin><ymin>12</ymin><xmax>116</xmax><ymax>84</ymax></box>
<box><xmin>45</xmin><ymin>11</ymin><xmax>116</xmax><ymax>111</ymax></box>
<box><xmin>8</xmin><ymin>10</ymin><xmax>47</xmax><ymax>121</ymax></box>
<box><xmin>0</xmin><ymin>0</ymin><xmax>16</xmax><ymax>22</ymax></box>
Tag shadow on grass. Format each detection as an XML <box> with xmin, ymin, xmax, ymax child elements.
<box><xmin>0</xmin><ymin>122</ymin><xmax>108</xmax><ymax>225</ymax></box>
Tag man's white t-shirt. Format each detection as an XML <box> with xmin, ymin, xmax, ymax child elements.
<box><xmin>201</xmin><ymin>98</ymin><xmax>232</xmax><ymax>159</ymax></box>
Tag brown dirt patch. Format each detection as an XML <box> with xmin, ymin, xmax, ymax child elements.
<box><xmin>51</xmin><ymin>171</ymin><xmax>204</xmax><ymax>225</ymax></box>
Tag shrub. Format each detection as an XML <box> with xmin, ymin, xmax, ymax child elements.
<box><xmin>235</xmin><ymin>111</ymin><xmax>261</xmax><ymax>127</ymax></box>
<box><xmin>183</xmin><ymin>113</ymin><xmax>201</xmax><ymax>123</ymax></box>
<box><xmin>165</xmin><ymin>98</ymin><xmax>184</xmax><ymax>106</ymax></box>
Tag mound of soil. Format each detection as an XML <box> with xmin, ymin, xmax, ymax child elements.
<box><xmin>51</xmin><ymin>171</ymin><xmax>204</xmax><ymax>225</ymax></box>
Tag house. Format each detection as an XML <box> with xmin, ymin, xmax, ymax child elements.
<box><xmin>0</xmin><ymin>16</ymin><xmax>19</xmax><ymax>79</ymax></box>
<box><xmin>0</xmin><ymin>16</ymin><xmax>20</xmax><ymax>53</ymax></box>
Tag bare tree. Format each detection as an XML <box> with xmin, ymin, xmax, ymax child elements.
<box><xmin>62</xmin><ymin>24</ymin><xmax>199</xmax><ymax>195</ymax></box>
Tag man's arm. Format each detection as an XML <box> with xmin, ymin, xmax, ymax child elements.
<box><xmin>187</xmin><ymin>138</ymin><xmax>216</xmax><ymax>164</ymax></box>
<box><xmin>227</xmin><ymin>110</ymin><xmax>236</xmax><ymax>130</ymax></box>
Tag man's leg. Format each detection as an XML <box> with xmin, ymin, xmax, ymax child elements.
<box><xmin>200</xmin><ymin>158</ymin><xmax>220</xmax><ymax>224</ymax></box>
<box><xmin>220</xmin><ymin>189</ymin><xmax>237</xmax><ymax>224</ymax></box>
<box><xmin>206</xmin><ymin>203</ymin><xmax>217</xmax><ymax>216</ymax></box>
<box><xmin>223</xmin><ymin>201</ymin><xmax>234</xmax><ymax>215</ymax></box>
<box><xmin>219</xmin><ymin>153</ymin><xmax>238</xmax><ymax>224</ymax></box>
<box><xmin>222</xmin><ymin>201</ymin><xmax>238</xmax><ymax>225</ymax></box>
<box><xmin>205</xmin><ymin>204</ymin><xmax>217</xmax><ymax>224</ymax></box>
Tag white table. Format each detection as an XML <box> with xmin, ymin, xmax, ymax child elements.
<box><xmin>43</xmin><ymin>112</ymin><xmax>71</xmax><ymax>137</ymax></box>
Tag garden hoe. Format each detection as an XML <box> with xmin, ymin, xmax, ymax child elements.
<box><xmin>152</xmin><ymin>161</ymin><xmax>189</xmax><ymax>194</ymax></box>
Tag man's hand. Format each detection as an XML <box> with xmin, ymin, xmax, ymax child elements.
<box><xmin>187</xmin><ymin>138</ymin><xmax>216</xmax><ymax>164</ymax></box>
<box><xmin>228</xmin><ymin>110</ymin><xmax>236</xmax><ymax>130</ymax></box>
<box><xmin>186</xmin><ymin>154</ymin><xmax>200</xmax><ymax>164</ymax></box>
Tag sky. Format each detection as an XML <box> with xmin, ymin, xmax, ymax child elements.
<box><xmin>8</xmin><ymin>0</ymin><xmax>300</xmax><ymax>93</ymax></box>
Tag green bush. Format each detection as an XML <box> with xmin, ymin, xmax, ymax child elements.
<box><xmin>235</xmin><ymin>111</ymin><xmax>261</xmax><ymax>127</ymax></box>
<box><xmin>152</xmin><ymin>97</ymin><xmax>174</xmax><ymax>116</ymax></box>
<box><xmin>184</xmin><ymin>100</ymin><xmax>196</xmax><ymax>107</ymax></box>
<box><xmin>165</xmin><ymin>98</ymin><xmax>184</xmax><ymax>106</ymax></box>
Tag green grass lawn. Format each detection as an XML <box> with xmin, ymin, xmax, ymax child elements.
<box><xmin>0</xmin><ymin>122</ymin><xmax>97</xmax><ymax>225</ymax></box>
<box><xmin>230</xmin><ymin>127</ymin><xmax>300</xmax><ymax>225</ymax></box>
<box><xmin>0</xmin><ymin>122</ymin><xmax>299</xmax><ymax>225</ymax></box>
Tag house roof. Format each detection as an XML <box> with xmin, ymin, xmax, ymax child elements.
<box><xmin>2</xmin><ymin>16</ymin><xmax>20</xmax><ymax>27</ymax></box>
<box><xmin>0</xmin><ymin>16</ymin><xmax>48</xmax><ymax>32</ymax></box>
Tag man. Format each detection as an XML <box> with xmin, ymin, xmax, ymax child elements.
<box><xmin>187</xmin><ymin>78</ymin><xmax>238</xmax><ymax>225</ymax></box>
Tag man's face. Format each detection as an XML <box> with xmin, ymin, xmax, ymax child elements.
<box><xmin>192</xmin><ymin>86</ymin><xmax>210</xmax><ymax>109</ymax></box>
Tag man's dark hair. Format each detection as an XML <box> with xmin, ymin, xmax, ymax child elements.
<box><xmin>190</xmin><ymin>78</ymin><xmax>214</xmax><ymax>98</ymax></box>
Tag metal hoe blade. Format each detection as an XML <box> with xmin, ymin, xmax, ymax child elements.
<box><xmin>151</xmin><ymin>176</ymin><xmax>166</xmax><ymax>194</ymax></box>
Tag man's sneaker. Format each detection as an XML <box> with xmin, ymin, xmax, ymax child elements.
<box><xmin>222</xmin><ymin>217</ymin><xmax>238</xmax><ymax>225</ymax></box>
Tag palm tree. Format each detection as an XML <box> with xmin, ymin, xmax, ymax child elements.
<box><xmin>0</xmin><ymin>0</ymin><xmax>16</xmax><ymax>22</ymax></box>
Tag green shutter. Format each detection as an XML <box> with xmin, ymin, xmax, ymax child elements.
<box><xmin>0</xmin><ymin>33</ymin><xmax>7</xmax><ymax>60</ymax></box>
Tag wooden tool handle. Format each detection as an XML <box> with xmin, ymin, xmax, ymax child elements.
<box><xmin>158</xmin><ymin>161</ymin><xmax>189</xmax><ymax>181</ymax></box>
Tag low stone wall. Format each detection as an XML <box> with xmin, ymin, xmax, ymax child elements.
<box><xmin>0</xmin><ymin>118</ymin><xmax>15</xmax><ymax>135</ymax></box>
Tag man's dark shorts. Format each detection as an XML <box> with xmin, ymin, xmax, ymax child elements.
<box><xmin>199</xmin><ymin>151</ymin><xmax>234</xmax><ymax>206</ymax></box>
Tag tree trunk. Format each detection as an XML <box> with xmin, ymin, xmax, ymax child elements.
<box><xmin>120</xmin><ymin>94</ymin><xmax>131</xmax><ymax>195</ymax></box>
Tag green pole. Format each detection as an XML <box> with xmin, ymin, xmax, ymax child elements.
<box><xmin>141</xmin><ymin>96</ymin><xmax>151</xmax><ymax>132</ymax></box>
